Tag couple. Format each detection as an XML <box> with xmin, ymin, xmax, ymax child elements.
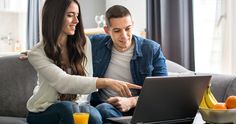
<box><xmin>25</xmin><ymin>0</ymin><xmax>167</xmax><ymax>124</ymax></box>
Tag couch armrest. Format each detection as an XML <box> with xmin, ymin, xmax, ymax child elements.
<box><xmin>166</xmin><ymin>60</ymin><xmax>195</xmax><ymax>76</ymax></box>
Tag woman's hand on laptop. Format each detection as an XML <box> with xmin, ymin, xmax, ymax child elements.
<box><xmin>107</xmin><ymin>96</ymin><xmax>138</xmax><ymax>112</ymax></box>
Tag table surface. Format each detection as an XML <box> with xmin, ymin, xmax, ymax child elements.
<box><xmin>106</xmin><ymin>112</ymin><xmax>207</xmax><ymax>124</ymax></box>
<box><xmin>193</xmin><ymin>112</ymin><xmax>206</xmax><ymax>124</ymax></box>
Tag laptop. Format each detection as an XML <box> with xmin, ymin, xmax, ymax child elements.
<box><xmin>107</xmin><ymin>75</ymin><xmax>211</xmax><ymax>124</ymax></box>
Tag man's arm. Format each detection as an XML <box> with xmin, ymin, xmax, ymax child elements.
<box><xmin>152</xmin><ymin>44</ymin><xmax>168</xmax><ymax>76</ymax></box>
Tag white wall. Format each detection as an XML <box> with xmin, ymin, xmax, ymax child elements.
<box><xmin>79</xmin><ymin>0</ymin><xmax>146</xmax><ymax>33</ymax></box>
<box><xmin>106</xmin><ymin>0</ymin><xmax>146</xmax><ymax>36</ymax></box>
<box><xmin>79</xmin><ymin>0</ymin><xmax>106</xmax><ymax>28</ymax></box>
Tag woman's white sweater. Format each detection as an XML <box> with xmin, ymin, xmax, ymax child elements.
<box><xmin>27</xmin><ymin>37</ymin><xmax>97</xmax><ymax>112</ymax></box>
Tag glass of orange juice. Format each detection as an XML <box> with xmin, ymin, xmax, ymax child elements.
<box><xmin>73</xmin><ymin>102</ymin><xmax>90</xmax><ymax>124</ymax></box>
<box><xmin>73</xmin><ymin>112</ymin><xmax>89</xmax><ymax>124</ymax></box>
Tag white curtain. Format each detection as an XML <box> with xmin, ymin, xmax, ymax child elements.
<box><xmin>222</xmin><ymin>0</ymin><xmax>236</xmax><ymax>75</ymax></box>
<box><xmin>194</xmin><ymin>0</ymin><xmax>236</xmax><ymax>75</ymax></box>
<box><xmin>215</xmin><ymin>0</ymin><xmax>236</xmax><ymax>75</ymax></box>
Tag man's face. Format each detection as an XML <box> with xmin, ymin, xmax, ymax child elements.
<box><xmin>105</xmin><ymin>16</ymin><xmax>134</xmax><ymax>52</ymax></box>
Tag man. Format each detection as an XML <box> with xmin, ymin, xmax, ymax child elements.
<box><xmin>89</xmin><ymin>5</ymin><xmax>167</xmax><ymax>121</ymax></box>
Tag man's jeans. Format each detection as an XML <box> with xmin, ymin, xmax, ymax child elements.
<box><xmin>96</xmin><ymin>103</ymin><xmax>134</xmax><ymax>122</ymax></box>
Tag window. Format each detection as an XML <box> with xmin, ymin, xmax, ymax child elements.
<box><xmin>0</xmin><ymin>0</ymin><xmax>28</xmax><ymax>56</ymax></box>
<box><xmin>193</xmin><ymin>0</ymin><xmax>236</xmax><ymax>75</ymax></box>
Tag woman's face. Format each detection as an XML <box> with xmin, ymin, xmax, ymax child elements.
<box><xmin>62</xmin><ymin>1</ymin><xmax>79</xmax><ymax>36</ymax></box>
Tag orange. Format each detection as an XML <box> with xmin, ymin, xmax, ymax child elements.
<box><xmin>225</xmin><ymin>96</ymin><xmax>236</xmax><ymax>109</ymax></box>
<box><xmin>212</xmin><ymin>103</ymin><xmax>227</xmax><ymax>110</ymax></box>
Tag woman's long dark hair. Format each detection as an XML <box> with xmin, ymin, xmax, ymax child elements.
<box><xmin>42</xmin><ymin>0</ymin><xmax>87</xmax><ymax>101</ymax></box>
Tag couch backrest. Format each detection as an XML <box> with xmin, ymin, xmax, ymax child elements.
<box><xmin>211</xmin><ymin>74</ymin><xmax>236</xmax><ymax>102</ymax></box>
<box><xmin>166</xmin><ymin>59</ymin><xmax>236</xmax><ymax>102</ymax></box>
<box><xmin>0</xmin><ymin>55</ymin><xmax>37</xmax><ymax>117</ymax></box>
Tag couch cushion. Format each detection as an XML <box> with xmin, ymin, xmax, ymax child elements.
<box><xmin>0</xmin><ymin>55</ymin><xmax>37</xmax><ymax>117</ymax></box>
<box><xmin>211</xmin><ymin>74</ymin><xmax>236</xmax><ymax>102</ymax></box>
<box><xmin>0</xmin><ymin>116</ymin><xmax>27</xmax><ymax>124</ymax></box>
<box><xmin>224</xmin><ymin>76</ymin><xmax>236</xmax><ymax>99</ymax></box>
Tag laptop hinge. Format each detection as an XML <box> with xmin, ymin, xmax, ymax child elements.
<box><xmin>137</xmin><ymin>117</ymin><xmax>194</xmax><ymax>124</ymax></box>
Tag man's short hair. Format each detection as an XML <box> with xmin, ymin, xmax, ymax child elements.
<box><xmin>105</xmin><ymin>5</ymin><xmax>132</xmax><ymax>26</ymax></box>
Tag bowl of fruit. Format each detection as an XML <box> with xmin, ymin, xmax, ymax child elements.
<box><xmin>199</xmin><ymin>107</ymin><xmax>236</xmax><ymax>124</ymax></box>
<box><xmin>199</xmin><ymin>87</ymin><xmax>236</xmax><ymax>124</ymax></box>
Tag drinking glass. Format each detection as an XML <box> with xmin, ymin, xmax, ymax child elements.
<box><xmin>73</xmin><ymin>102</ymin><xmax>90</xmax><ymax>124</ymax></box>
<box><xmin>95</xmin><ymin>15</ymin><xmax>102</xmax><ymax>28</ymax></box>
<box><xmin>100</xmin><ymin>15</ymin><xmax>105</xmax><ymax>27</ymax></box>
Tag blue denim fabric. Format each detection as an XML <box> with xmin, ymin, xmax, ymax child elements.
<box><xmin>96</xmin><ymin>103</ymin><xmax>135</xmax><ymax>123</ymax></box>
<box><xmin>26</xmin><ymin>101</ymin><xmax>102</xmax><ymax>124</ymax></box>
<box><xmin>90</xmin><ymin>34</ymin><xmax>168</xmax><ymax>86</ymax></box>
<box><xmin>87</xmin><ymin>105</ymin><xmax>103</xmax><ymax>124</ymax></box>
<box><xmin>96</xmin><ymin>103</ymin><xmax>123</xmax><ymax>122</ymax></box>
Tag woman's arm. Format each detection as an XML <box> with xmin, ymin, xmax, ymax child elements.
<box><xmin>96</xmin><ymin>78</ymin><xmax>141</xmax><ymax>97</ymax></box>
<box><xmin>28</xmin><ymin>43</ymin><xmax>141</xmax><ymax>97</ymax></box>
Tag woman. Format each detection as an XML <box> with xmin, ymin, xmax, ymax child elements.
<box><xmin>26</xmin><ymin>0</ymin><xmax>141</xmax><ymax>124</ymax></box>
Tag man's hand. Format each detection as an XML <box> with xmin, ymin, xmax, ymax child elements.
<box><xmin>107</xmin><ymin>96</ymin><xmax>138</xmax><ymax>112</ymax></box>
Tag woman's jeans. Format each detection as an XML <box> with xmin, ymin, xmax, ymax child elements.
<box><xmin>27</xmin><ymin>101</ymin><xmax>102</xmax><ymax>124</ymax></box>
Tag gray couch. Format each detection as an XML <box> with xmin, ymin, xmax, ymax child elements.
<box><xmin>0</xmin><ymin>55</ymin><xmax>37</xmax><ymax>124</ymax></box>
<box><xmin>0</xmin><ymin>55</ymin><xmax>236</xmax><ymax>124</ymax></box>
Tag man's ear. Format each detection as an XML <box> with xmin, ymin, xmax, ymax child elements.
<box><xmin>103</xmin><ymin>26</ymin><xmax>110</xmax><ymax>34</ymax></box>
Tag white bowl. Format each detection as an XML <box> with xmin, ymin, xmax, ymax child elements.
<box><xmin>199</xmin><ymin>107</ymin><xmax>236</xmax><ymax>123</ymax></box>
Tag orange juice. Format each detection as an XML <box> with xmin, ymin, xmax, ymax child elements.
<box><xmin>73</xmin><ymin>113</ymin><xmax>89</xmax><ymax>124</ymax></box>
